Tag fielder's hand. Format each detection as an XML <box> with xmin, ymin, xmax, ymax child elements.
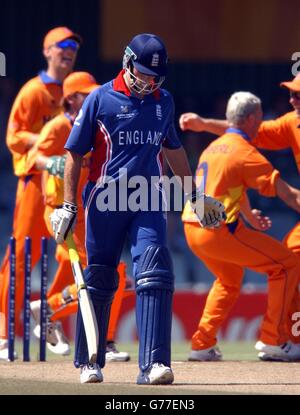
<box><xmin>187</xmin><ymin>190</ymin><xmax>226</xmax><ymax>228</ymax></box>
<box><xmin>245</xmin><ymin>209</ymin><xmax>272</xmax><ymax>231</ymax></box>
<box><xmin>179</xmin><ymin>112</ymin><xmax>206</xmax><ymax>132</ymax></box>
<box><xmin>50</xmin><ymin>201</ymin><xmax>77</xmax><ymax>244</ymax></box>
<box><xmin>45</xmin><ymin>155</ymin><xmax>66</xmax><ymax>178</ymax></box>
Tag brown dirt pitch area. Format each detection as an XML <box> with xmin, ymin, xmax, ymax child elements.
<box><xmin>0</xmin><ymin>359</ymin><xmax>300</xmax><ymax>395</ymax></box>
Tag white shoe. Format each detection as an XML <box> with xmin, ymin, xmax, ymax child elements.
<box><xmin>80</xmin><ymin>363</ymin><xmax>103</xmax><ymax>384</ymax></box>
<box><xmin>255</xmin><ymin>341</ymin><xmax>300</xmax><ymax>361</ymax></box>
<box><xmin>188</xmin><ymin>346</ymin><xmax>223</xmax><ymax>362</ymax></box>
<box><xmin>0</xmin><ymin>339</ymin><xmax>18</xmax><ymax>361</ymax></box>
<box><xmin>105</xmin><ymin>342</ymin><xmax>130</xmax><ymax>362</ymax></box>
<box><xmin>31</xmin><ymin>300</ymin><xmax>70</xmax><ymax>356</ymax></box>
<box><xmin>137</xmin><ymin>363</ymin><xmax>174</xmax><ymax>385</ymax></box>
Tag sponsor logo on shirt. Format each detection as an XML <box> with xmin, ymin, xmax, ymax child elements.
<box><xmin>116</xmin><ymin>112</ymin><xmax>136</xmax><ymax>120</ymax></box>
<box><xmin>116</xmin><ymin>106</ymin><xmax>136</xmax><ymax>120</ymax></box>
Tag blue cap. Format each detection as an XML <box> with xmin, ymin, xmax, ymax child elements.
<box><xmin>126</xmin><ymin>33</ymin><xmax>168</xmax><ymax>77</ymax></box>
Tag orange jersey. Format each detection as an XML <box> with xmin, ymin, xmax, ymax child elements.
<box><xmin>182</xmin><ymin>131</ymin><xmax>280</xmax><ymax>224</ymax></box>
<box><xmin>26</xmin><ymin>112</ymin><xmax>71</xmax><ymax>176</ymax></box>
<box><xmin>27</xmin><ymin>112</ymin><xmax>90</xmax><ymax>207</ymax></box>
<box><xmin>6</xmin><ymin>73</ymin><xmax>63</xmax><ymax>176</ymax></box>
<box><xmin>253</xmin><ymin>111</ymin><xmax>300</xmax><ymax>171</ymax></box>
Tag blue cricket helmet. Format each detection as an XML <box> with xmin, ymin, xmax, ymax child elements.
<box><xmin>124</xmin><ymin>33</ymin><xmax>168</xmax><ymax>77</ymax></box>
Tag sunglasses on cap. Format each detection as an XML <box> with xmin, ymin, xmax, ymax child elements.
<box><xmin>290</xmin><ymin>91</ymin><xmax>300</xmax><ymax>100</ymax></box>
<box><xmin>55</xmin><ymin>39</ymin><xmax>79</xmax><ymax>51</ymax></box>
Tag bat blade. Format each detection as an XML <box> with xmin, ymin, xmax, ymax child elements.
<box><xmin>66</xmin><ymin>233</ymin><xmax>99</xmax><ymax>363</ymax></box>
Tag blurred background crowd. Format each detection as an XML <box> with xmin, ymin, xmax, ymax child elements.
<box><xmin>0</xmin><ymin>0</ymin><xmax>299</xmax><ymax>289</ymax></box>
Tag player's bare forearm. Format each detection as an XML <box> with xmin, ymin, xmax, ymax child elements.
<box><xmin>204</xmin><ymin>119</ymin><xmax>228</xmax><ymax>135</ymax></box>
<box><xmin>7</xmin><ymin>131</ymin><xmax>39</xmax><ymax>154</ymax></box>
<box><xmin>163</xmin><ymin>147</ymin><xmax>195</xmax><ymax>194</ymax></box>
<box><xmin>26</xmin><ymin>133</ymin><xmax>39</xmax><ymax>150</ymax></box>
<box><xmin>35</xmin><ymin>154</ymin><xmax>48</xmax><ymax>170</ymax></box>
<box><xmin>179</xmin><ymin>112</ymin><xmax>228</xmax><ymax>136</ymax></box>
<box><xmin>276</xmin><ymin>177</ymin><xmax>300</xmax><ymax>213</ymax></box>
<box><xmin>64</xmin><ymin>151</ymin><xmax>82</xmax><ymax>204</ymax></box>
<box><xmin>240</xmin><ymin>193</ymin><xmax>271</xmax><ymax>231</ymax></box>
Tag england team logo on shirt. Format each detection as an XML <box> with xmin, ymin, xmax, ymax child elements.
<box><xmin>156</xmin><ymin>105</ymin><xmax>162</xmax><ymax>121</ymax></box>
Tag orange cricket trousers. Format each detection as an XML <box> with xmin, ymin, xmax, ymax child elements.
<box><xmin>0</xmin><ymin>174</ymin><xmax>50</xmax><ymax>338</ymax></box>
<box><xmin>47</xmin><ymin>262</ymin><xmax>129</xmax><ymax>341</ymax></box>
<box><xmin>284</xmin><ymin>221</ymin><xmax>300</xmax><ymax>256</ymax></box>
<box><xmin>283</xmin><ymin>222</ymin><xmax>300</xmax><ymax>343</ymax></box>
<box><xmin>44</xmin><ymin>205</ymin><xmax>128</xmax><ymax>341</ymax></box>
<box><xmin>184</xmin><ymin>219</ymin><xmax>300</xmax><ymax>350</ymax></box>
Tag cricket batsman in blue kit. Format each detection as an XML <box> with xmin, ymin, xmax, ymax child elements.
<box><xmin>51</xmin><ymin>33</ymin><xmax>225</xmax><ymax>384</ymax></box>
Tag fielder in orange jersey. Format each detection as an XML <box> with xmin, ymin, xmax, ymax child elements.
<box><xmin>26</xmin><ymin>71</ymin><xmax>131</xmax><ymax>361</ymax></box>
<box><xmin>0</xmin><ymin>27</ymin><xmax>82</xmax><ymax>360</ymax></box>
<box><xmin>179</xmin><ymin>74</ymin><xmax>300</xmax><ymax>346</ymax></box>
<box><xmin>252</xmin><ymin>75</ymin><xmax>300</xmax><ymax>266</ymax></box>
<box><xmin>181</xmin><ymin>91</ymin><xmax>300</xmax><ymax>362</ymax></box>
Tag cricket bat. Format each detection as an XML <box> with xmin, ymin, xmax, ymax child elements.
<box><xmin>66</xmin><ymin>233</ymin><xmax>99</xmax><ymax>363</ymax></box>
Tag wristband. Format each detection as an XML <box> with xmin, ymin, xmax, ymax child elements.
<box><xmin>63</xmin><ymin>201</ymin><xmax>78</xmax><ymax>214</ymax></box>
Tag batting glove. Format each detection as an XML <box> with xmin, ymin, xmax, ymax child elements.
<box><xmin>50</xmin><ymin>201</ymin><xmax>77</xmax><ymax>244</ymax></box>
<box><xmin>45</xmin><ymin>155</ymin><xmax>66</xmax><ymax>179</ymax></box>
<box><xmin>187</xmin><ymin>190</ymin><xmax>226</xmax><ymax>229</ymax></box>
